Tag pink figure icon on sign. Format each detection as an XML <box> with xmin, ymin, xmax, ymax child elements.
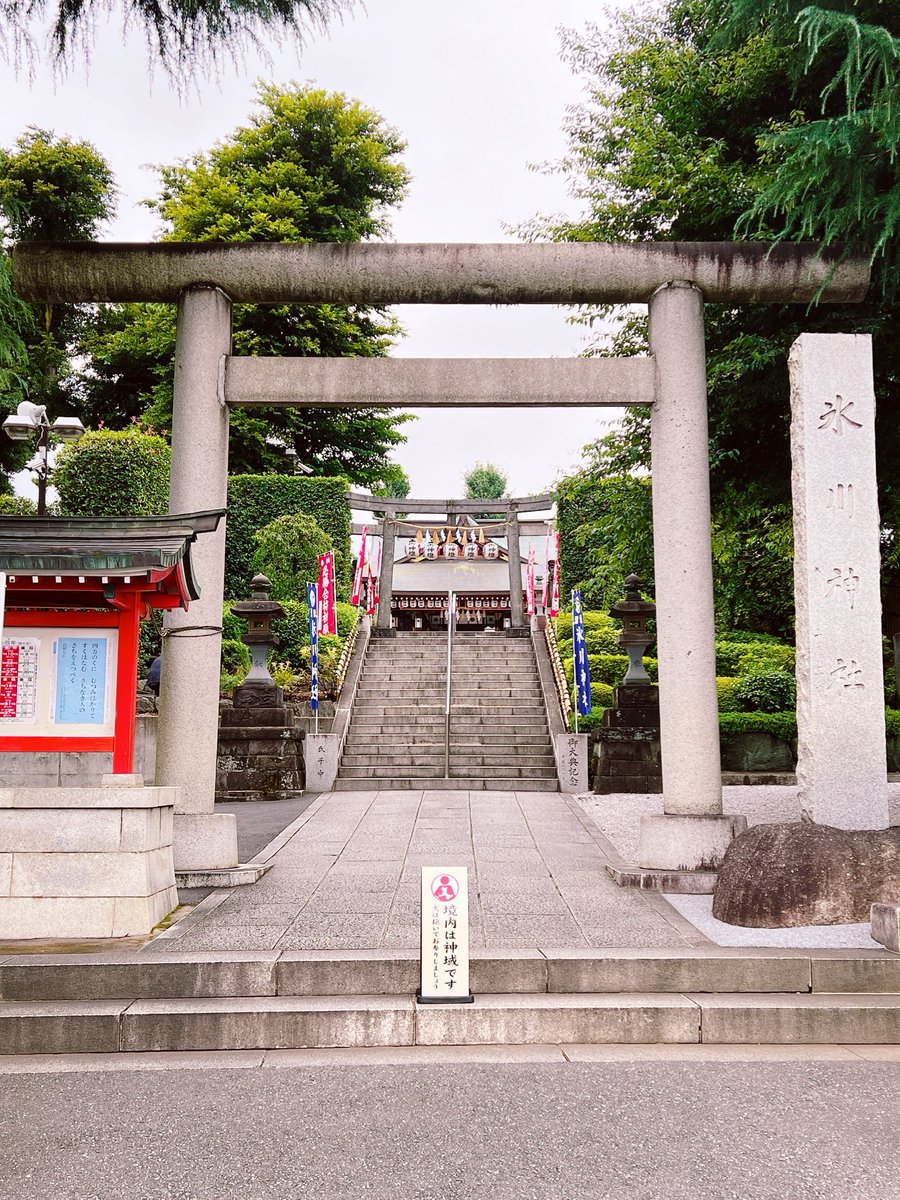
<box><xmin>431</xmin><ymin>873</ymin><xmax>459</xmax><ymax>902</ymax></box>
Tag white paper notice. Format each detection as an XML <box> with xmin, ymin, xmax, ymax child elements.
<box><xmin>419</xmin><ymin>866</ymin><xmax>471</xmax><ymax>1002</ymax></box>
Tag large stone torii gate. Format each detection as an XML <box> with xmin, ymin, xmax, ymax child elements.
<box><xmin>12</xmin><ymin>240</ymin><xmax>875</xmax><ymax>876</ymax></box>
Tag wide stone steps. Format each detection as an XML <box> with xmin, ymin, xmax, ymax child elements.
<box><xmin>2</xmin><ymin>950</ymin><xmax>899</xmax><ymax>1053</ymax></box>
<box><xmin>338</xmin><ymin>631</ymin><xmax>556</xmax><ymax>789</ymax></box>
<box><xmin>332</xmin><ymin>777</ymin><xmax>558</xmax><ymax>791</ymax></box>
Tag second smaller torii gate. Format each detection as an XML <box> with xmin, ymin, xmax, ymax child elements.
<box><xmin>347</xmin><ymin>491</ymin><xmax>554</xmax><ymax>632</ymax></box>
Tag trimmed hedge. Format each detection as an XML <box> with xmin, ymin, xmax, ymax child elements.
<box><xmin>719</xmin><ymin>711</ymin><xmax>797</xmax><ymax>742</ymax></box>
<box><xmin>225</xmin><ymin>475</ymin><xmax>351</xmax><ymax>599</ymax></box>
<box><xmin>54</xmin><ymin>428</ymin><xmax>171</xmax><ymax>517</ymax></box>
<box><xmin>716</xmin><ymin>677</ymin><xmax>741</xmax><ymax>712</ymax></box>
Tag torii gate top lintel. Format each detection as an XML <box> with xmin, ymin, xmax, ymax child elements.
<box><xmin>347</xmin><ymin>492</ymin><xmax>553</xmax><ymax>517</ymax></box>
<box><xmin>11</xmin><ymin>240</ymin><xmax>870</xmax><ymax>305</ymax></box>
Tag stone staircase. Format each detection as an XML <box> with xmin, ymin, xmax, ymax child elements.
<box><xmin>334</xmin><ymin>631</ymin><xmax>559</xmax><ymax>792</ymax></box>
<box><xmin>2</xmin><ymin>949</ymin><xmax>899</xmax><ymax>1053</ymax></box>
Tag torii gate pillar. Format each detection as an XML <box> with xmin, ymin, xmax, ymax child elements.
<box><xmin>638</xmin><ymin>281</ymin><xmax>747</xmax><ymax>870</ymax></box>
<box><xmin>155</xmin><ymin>286</ymin><xmax>239</xmax><ymax>870</ymax></box>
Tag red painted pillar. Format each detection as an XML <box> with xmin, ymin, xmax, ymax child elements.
<box><xmin>112</xmin><ymin>594</ymin><xmax>141</xmax><ymax>774</ymax></box>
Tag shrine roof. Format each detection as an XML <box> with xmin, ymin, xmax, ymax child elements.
<box><xmin>392</xmin><ymin>558</ymin><xmax>531</xmax><ymax>593</ymax></box>
<box><xmin>0</xmin><ymin>511</ymin><xmax>222</xmax><ymax>600</ymax></box>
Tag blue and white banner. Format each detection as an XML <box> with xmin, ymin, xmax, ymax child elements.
<box><xmin>306</xmin><ymin>581</ymin><xmax>319</xmax><ymax>712</ymax></box>
<box><xmin>572</xmin><ymin>589</ymin><xmax>592</xmax><ymax>717</ymax></box>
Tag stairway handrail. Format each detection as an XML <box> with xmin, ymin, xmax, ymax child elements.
<box><xmin>545</xmin><ymin>617</ymin><xmax>573</xmax><ymax>730</ymax></box>
<box><xmin>444</xmin><ymin>590</ymin><xmax>455</xmax><ymax>779</ymax></box>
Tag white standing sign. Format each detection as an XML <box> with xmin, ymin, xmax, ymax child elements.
<box><xmin>418</xmin><ymin>865</ymin><xmax>473</xmax><ymax>1004</ymax></box>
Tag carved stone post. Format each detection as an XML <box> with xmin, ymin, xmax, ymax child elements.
<box><xmin>790</xmin><ymin>333</ymin><xmax>889</xmax><ymax>829</ymax></box>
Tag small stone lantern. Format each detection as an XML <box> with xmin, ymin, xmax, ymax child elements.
<box><xmin>230</xmin><ymin>573</ymin><xmax>285</xmax><ymax>687</ymax></box>
<box><xmin>610</xmin><ymin>573</ymin><xmax>655</xmax><ymax>684</ymax></box>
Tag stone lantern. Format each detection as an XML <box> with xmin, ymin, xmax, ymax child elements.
<box><xmin>217</xmin><ymin>572</ymin><xmax>302</xmax><ymax>801</ymax></box>
<box><xmin>610</xmin><ymin>573</ymin><xmax>655</xmax><ymax>684</ymax></box>
<box><xmin>230</xmin><ymin>573</ymin><xmax>285</xmax><ymax>691</ymax></box>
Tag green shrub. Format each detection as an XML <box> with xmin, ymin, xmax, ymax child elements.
<box><xmin>225</xmin><ymin>475</ymin><xmax>351</xmax><ymax>599</ymax></box>
<box><xmin>717</xmin><ymin>630</ymin><xmax>786</xmax><ymax>645</ymax></box>
<box><xmin>565</xmin><ymin>653</ymin><xmax>658</xmax><ymax>689</ymax></box>
<box><xmin>222</xmin><ymin>602</ymin><xmax>246</xmax><ymax>642</ymax></box>
<box><xmin>252</xmin><ymin>512</ymin><xmax>333</xmax><ymax>602</ymax></box>
<box><xmin>736</xmin><ymin>644</ymin><xmax>795</xmax><ymax>675</ymax></box>
<box><xmin>719</xmin><ymin>711</ymin><xmax>797</xmax><ymax>742</ymax></box>
<box><xmin>885</xmin><ymin>669</ymin><xmax>898</xmax><ymax>707</ymax></box>
<box><xmin>221</xmin><ymin>638</ymin><xmax>250</xmax><ymax>675</ymax></box>
<box><xmin>886</xmin><ymin>709</ymin><xmax>900</xmax><ymax>737</ymax></box>
<box><xmin>573</xmin><ymin>708</ymin><xmax>607</xmax><ymax>734</ymax></box>
<box><xmin>54</xmin><ymin>427</ymin><xmax>171</xmax><ymax>516</ymax></box>
<box><xmin>591</xmin><ymin>681</ymin><xmax>614</xmax><ymax>708</ymax></box>
<box><xmin>715</xmin><ymin>641</ymin><xmax>752</xmax><ymax>675</ymax></box>
<box><xmin>219</xmin><ymin>671</ymin><xmax>244</xmax><ymax>695</ymax></box>
<box><xmin>735</xmin><ymin>670</ymin><xmax>796</xmax><ymax>713</ymax></box>
<box><xmin>0</xmin><ymin>494</ymin><xmax>36</xmax><ymax>515</ymax></box>
<box><xmin>716</xmin><ymin>677</ymin><xmax>741</xmax><ymax>713</ymax></box>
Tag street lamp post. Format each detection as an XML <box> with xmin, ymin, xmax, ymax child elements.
<box><xmin>1</xmin><ymin>402</ymin><xmax>85</xmax><ymax>513</ymax></box>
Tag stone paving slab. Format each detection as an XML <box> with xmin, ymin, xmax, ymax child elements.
<box><xmin>148</xmin><ymin>790</ymin><xmax>700</xmax><ymax>954</ymax></box>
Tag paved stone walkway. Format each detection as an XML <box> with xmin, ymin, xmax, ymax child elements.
<box><xmin>150</xmin><ymin>791</ymin><xmax>702</xmax><ymax>953</ymax></box>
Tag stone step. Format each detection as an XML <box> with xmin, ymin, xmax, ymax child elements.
<box><xmin>338</xmin><ymin>764</ymin><xmax>558</xmax><ymax>779</ymax></box>
<box><xmin>331</xmin><ymin>777</ymin><xmax>560</xmax><ymax>791</ymax></box>
<box><xmin>3</xmin><ymin>990</ymin><xmax>900</xmax><ymax>1053</ymax></box>
<box><xmin>341</xmin><ymin>753</ymin><xmax>556</xmax><ymax>768</ymax></box>
<box><xmin>345</xmin><ymin>735</ymin><xmax>552</xmax><ymax>749</ymax></box>
<box><xmin>6</xmin><ymin>950</ymin><xmax>899</xmax><ymax>1003</ymax></box>
<box><xmin>355</xmin><ymin>687</ymin><xmax>447</xmax><ymax>698</ymax></box>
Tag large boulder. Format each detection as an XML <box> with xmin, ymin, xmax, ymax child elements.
<box><xmin>712</xmin><ymin>821</ymin><xmax>900</xmax><ymax>927</ymax></box>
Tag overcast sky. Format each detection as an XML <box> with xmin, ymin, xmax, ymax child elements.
<box><xmin>2</xmin><ymin>0</ymin><xmax>634</xmax><ymax>497</ymax></box>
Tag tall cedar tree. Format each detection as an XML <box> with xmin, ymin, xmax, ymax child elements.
<box><xmin>76</xmin><ymin>84</ymin><xmax>413</xmax><ymax>484</ymax></box>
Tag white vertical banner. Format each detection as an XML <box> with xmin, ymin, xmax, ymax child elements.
<box><xmin>418</xmin><ymin>865</ymin><xmax>473</xmax><ymax>1004</ymax></box>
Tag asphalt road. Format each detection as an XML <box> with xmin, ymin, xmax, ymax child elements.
<box><xmin>2</xmin><ymin>1061</ymin><xmax>898</xmax><ymax>1199</ymax></box>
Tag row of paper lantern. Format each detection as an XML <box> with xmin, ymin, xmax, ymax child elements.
<box><xmin>407</xmin><ymin>540</ymin><xmax>499</xmax><ymax>560</ymax></box>
<box><xmin>391</xmin><ymin>595</ymin><xmax>510</xmax><ymax>609</ymax></box>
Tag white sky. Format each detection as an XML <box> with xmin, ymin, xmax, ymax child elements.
<box><xmin>3</xmin><ymin>0</ymin><xmax>634</xmax><ymax>497</ymax></box>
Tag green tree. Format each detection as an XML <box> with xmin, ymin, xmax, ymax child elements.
<box><xmin>372</xmin><ymin>463</ymin><xmax>411</xmax><ymax>500</ymax></box>
<box><xmin>0</xmin><ymin>128</ymin><xmax>116</xmax><ymax>490</ymax></box>
<box><xmin>77</xmin><ymin>84</ymin><xmax>412</xmax><ymax>485</ymax></box>
<box><xmin>463</xmin><ymin>461</ymin><xmax>509</xmax><ymax>500</ymax></box>
<box><xmin>2</xmin><ymin>0</ymin><xmax>350</xmax><ymax>79</ymax></box>
<box><xmin>252</xmin><ymin>512</ymin><xmax>332</xmax><ymax>602</ymax></box>
<box><xmin>523</xmin><ymin>2</ymin><xmax>900</xmax><ymax>603</ymax></box>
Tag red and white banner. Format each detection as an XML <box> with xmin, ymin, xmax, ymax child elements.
<box><xmin>372</xmin><ymin>540</ymin><xmax>382</xmax><ymax>608</ymax></box>
<box><xmin>526</xmin><ymin>548</ymin><xmax>536</xmax><ymax>617</ymax></box>
<box><xmin>317</xmin><ymin>551</ymin><xmax>337</xmax><ymax>635</ymax></box>
<box><xmin>351</xmin><ymin>525</ymin><xmax>368</xmax><ymax>606</ymax></box>
<box><xmin>549</xmin><ymin>557</ymin><xmax>560</xmax><ymax>618</ymax></box>
<box><xmin>541</xmin><ymin>529</ymin><xmax>551</xmax><ymax>609</ymax></box>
